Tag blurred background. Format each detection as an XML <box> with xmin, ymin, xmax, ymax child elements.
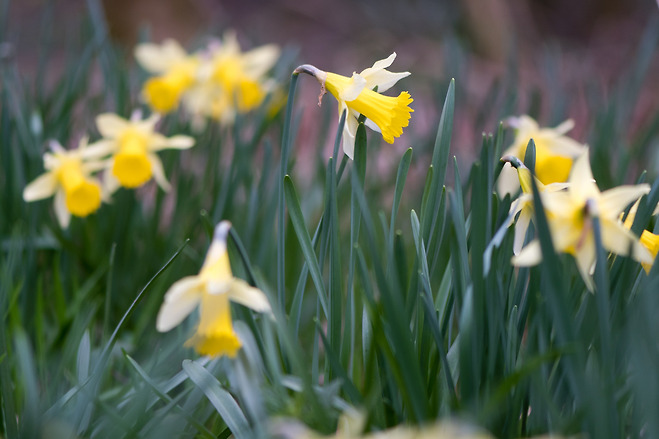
<box><xmin>4</xmin><ymin>0</ymin><xmax>659</xmax><ymax>175</ymax></box>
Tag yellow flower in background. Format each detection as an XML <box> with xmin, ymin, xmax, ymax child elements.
<box><xmin>501</xmin><ymin>156</ymin><xmax>569</xmax><ymax>255</ymax></box>
<box><xmin>498</xmin><ymin>115</ymin><xmax>586</xmax><ymax>195</ymax></box>
<box><xmin>156</xmin><ymin>221</ymin><xmax>271</xmax><ymax>357</ymax></box>
<box><xmin>135</xmin><ymin>39</ymin><xmax>200</xmax><ymax>113</ymax></box>
<box><xmin>185</xmin><ymin>32</ymin><xmax>280</xmax><ymax>125</ymax></box>
<box><xmin>621</xmin><ymin>199</ymin><xmax>659</xmax><ymax>273</ymax></box>
<box><xmin>89</xmin><ymin>111</ymin><xmax>194</xmax><ymax>191</ymax></box>
<box><xmin>23</xmin><ymin>138</ymin><xmax>107</xmax><ymax>228</ymax></box>
<box><xmin>513</xmin><ymin>151</ymin><xmax>652</xmax><ymax>290</ymax></box>
<box><xmin>294</xmin><ymin>53</ymin><xmax>413</xmax><ymax>159</ymax></box>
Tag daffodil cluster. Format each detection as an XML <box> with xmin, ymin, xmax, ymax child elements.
<box><xmin>135</xmin><ymin>32</ymin><xmax>280</xmax><ymax>127</ymax></box>
<box><xmin>506</xmin><ymin>151</ymin><xmax>655</xmax><ymax>289</ymax></box>
<box><xmin>23</xmin><ymin>111</ymin><xmax>194</xmax><ymax>228</ymax></box>
<box><xmin>156</xmin><ymin>221</ymin><xmax>271</xmax><ymax>357</ymax></box>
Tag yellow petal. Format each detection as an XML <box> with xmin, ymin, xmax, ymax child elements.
<box><xmin>187</xmin><ymin>292</ymin><xmax>242</xmax><ymax>357</ymax></box>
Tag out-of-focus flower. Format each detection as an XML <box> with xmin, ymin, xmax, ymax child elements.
<box><xmin>498</xmin><ymin>115</ymin><xmax>586</xmax><ymax>195</ymax></box>
<box><xmin>23</xmin><ymin>138</ymin><xmax>107</xmax><ymax>228</ymax></box>
<box><xmin>135</xmin><ymin>39</ymin><xmax>200</xmax><ymax>113</ymax></box>
<box><xmin>156</xmin><ymin>221</ymin><xmax>271</xmax><ymax>357</ymax></box>
<box><xmin>89</xmin><ymin>111</ymin><xmax>194</xmax><ymax>191</ymax></box>
<box><xmin>621</xmin><ymin>199</ymin><xmax>659</xmax><ymax>273</ymax></box>
<box><xmin>502</xmin><ymin>156</ymin><xmax>569</xmax><ymax>255</ymax></box>
<box><xmin>270</xmin><ymin>409</ymin><xmax>494</xmax><ymax>439</ymax></box>
<box><xmin>513</xmin><ymin>151</ymin><xmax>652</xmax><ymax>290</ymax></box>
<box><xmin>294</xmin><ymin>53</ymin><xmax>413</xmax><ymax>159</ymax></box>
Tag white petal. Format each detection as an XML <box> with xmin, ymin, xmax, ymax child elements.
<box><xmin>364</xmin><ymin>118</ymin><xmax>381</xmax><ymax>133</ymax></box>
<box><xmin>156</xmin><ymin>276</ymin><xmax>203</xmax><ymax>331</ymax></box>
<box><xmin>82</xmin><ymin>139</ymin><xmax>116</xmax><ymax>159</ymax></box>
<box><xmin>135</xmin><ymin>39</ymin><xmax>187</xmax><ymax>73</ymax></box>
<box><xmin>364</xmin><ymin>71</ymin><xmax>410</xmax><ymax>94</ymax></box>
<box><xmin>96</xmin><ymin>113</ymin><xmax>129</xmax><ymax>138</ymax></box>
<box><xmin>149</xmin><ymin>154</ymin><xmax>171</xmax><ymax>191</ymax></box>
<box><xmin>151</xmin><ymin>134</ymin><xmax>195</xmax><ymax>151</ymax></box>
<box><xmin>497</xmin><ymin>163</ymin><xmax>521</xmax><ymax>197</ymax></box>
<box><xmin>601</xmin><ymin>219</ymin><xmax>653</xmax><ymax>263</ymax></box>
<box><xmin>573</xmin><ymin>236</ymin><xmax>595</xmax><ymax>292</ymax></box>
<box><xmin>341</xmin><ymin>112</ymin><xmax>359</xmax><ymax>160</ymax></box>
<box><xmin>552</xmin><ymin>118</ymin><xmax>575</xmax><ymax>135</ymax></box>
<box><xmin>242</xmin><ymin>45</ymin><xmax>280</xmax><ymax>77</ymax></box>
<box><xmin>339</xmin><ymin>73</ymin><xmax>367</xmax><ymax>102</ymax></box>
<box><xmin>227</xmin><ymin>278</ymin><xmax>271</xmax><ymax>313</ymax></box>
<box><xmin>599</xmin><ymin>185</ymin><xmax>650</xmax><ymax>220</ymax></box>
<box><xmin>54</xmin><ymin>189</ymin><xmax>71</xmax><ymax>228</ymax></box>
<box><xmin>23</xmin><ymin>172</ymin><xmax>58</xmax><ymax>201</ymax></box>
<box><xmin>513</xmin><ymin>210</ymin><xmax>532</xmax><ymax>255</ymax></box>
<box><xmin>511</xmin><ymin>240</ymin><xmax>542</xmax><ymax>266</ymax></box>
<box><xmin>541</xmin><ymin>135</ymin><xmax>586</xmax><ymax>157</ymax></box>
<box><xmin>363</xmin><ymin>53</ymin><xmax>397</xmax><ymax>73</ymax></box>
<box><xmin>568</xmin><ymin>152</ymin><xmax>599</xmax><ymax>202</ymax></box>
<box><xmin>103</xmin><ymin>171</ymin><xmax>121</xmax><ymax>195</ymax></box>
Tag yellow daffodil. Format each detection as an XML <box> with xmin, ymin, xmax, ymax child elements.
<box><xmin>502</xmin><ymin>156</ymin><xmax>569</xmax><ymax>255</ymax></box>
<box><xmin>498</xmin><ymin>115</ymin><xmax>587</xmax><ymax>195</ymax></box>
<box><xmin>513</xmin><ymin>151</ymin><xmax>652</xmax><ymax>290</ymax></box>
<box><xmin>621</xmin><ymin>199</ymin><xmax>659</xmax><ymax>273</ymax></box>
<box><xmin>89</xmin><ymin>111</ymin><xmax>194</xmax><ymax>191</ymax></box>
<box><xmin>294</xmin><ymin>53</ymin><xmax>413</xmax><ymax>159</ymax></box>
<box><xmin>156</xmin><ymin>221</ymin><xmax>271</xmax><ymax>357</ymax></box>
<box><xmin>135</xmin><ymin>39</ymin><xmax>200</xmax><ymax>113</ymax></box>
<box><xmin>185</xmin><ymin>32</ymin><xmax>279</xmax><ymax>125</ymax></box>
<box><xmin>23</xmin><ymin>138</ymin><xmax>107</xmax><ymax>228</ymax></box>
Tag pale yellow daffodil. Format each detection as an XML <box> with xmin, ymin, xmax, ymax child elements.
<box><xmin>23</xmin><ymin>138</ymin><xmax>107</xmax><ymax>228</ymax></box>
<box><xmin>498</xmin><ymin>115</ymin><xmax>587</xmax><ymax>195</ymax></box>
<box><xmin>621</xmin><ymin>199</ymin><xmax>659</xmax><ymax>273</ymax></box>
<box><xmin>513</xmin><ymin>152</ymin><xmax>652</xmax><ymax>290</ymax></box>
<box><xmin>135</xmin><ymin>39</ymin><xmax>200</xmax><ymax>113</ymax></box>
<box><xmin>89</xmin><ymin>111</ymin><xmax>194</xmax><ymax>191</ymax></box>
<box><xmin>185</xmin><ymin>32</ymin><xmax>280</xmax><ymax>125</ymax></box>
<box><xmin>156</xmin><ymin>221</ymin><xmax>271</xmax><ymax>357</ymax></box>
<box><xmin>502</xmin><ymin>156</ymin><xmax>569</xmax><ymax>255</ymax></box>
<box><xmin>294</xmin><ymin>53</ymin><xmax>413</xmax><ymax>159</ymax></box>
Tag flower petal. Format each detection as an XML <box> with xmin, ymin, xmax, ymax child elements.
<box><xmin>54</xmin><ymin>189</ymin><xmax>71</xmax><ymax>229</ymax></box>
<box><xmin>339</xmin><ymin>73</ymin><xmax>367</xmax><ymax>102</ymax></box>
<box><xmin>156</xmin><ymin>276</ymin><xmax>204</xmax><ymax>332</ymax></box>
<box><xmin>149</xmin><ymin>153</ymin><xmax>171</xmax><ymax>191</ymax></box>
<box><xmin>568</xmin><ymin>152</ymin><xmax>599</xmax><ymax>202</ymax></box>
<box><xmin>573</xmin><ymin>235</ymin><xmax>595</xmax><ymax>291</ymax></box>
<box><xmin>599</xmin><ymin>185</ymin><xmax>650</xmax><ymax>220</ymax></box>
<box><xmin>341</xmin><ymin>111</ymin><xmax>359</xmax><ymax>159</ymax></box>
<box><xmin>227</xmin><ymin>278</ymin><xmax>271</xmax><ymax>313</ymax></box>
<box><xmin>513</xmin><ymin>210</ymin><xmax>532</xmax><ymax>255</ymax></box>
<box><xmin>511</xmin><ymin>240</ymin><xmax>542</xmax><ymax>266</ymax></box>
<box><xmin>135</xmin><ymin>39</ymin><xmax>187</xmax><ymax>73</ymax></box>
<box><xmin>151</xmin><ymin>134</ymin><xmax>195</xmax><ymax>151</ymax></box>
<box><xmin>540</xmin><ymin>135</ymin><xmax>586</xmax><ymax>157</ymax></box>
<box><xmin>82</xmin><ymin>139</ymin><xmax>116</xmax><ymax>159</ymax></box>
<box><xmin>600</xmin><ymin>219</ymin><xmax>653</xmax><ymax>263</ymax></box>
<box><xmin>23</xmin><ymin>172</ymin><xmax>58</xmax><ymax>201</ymax></box>
<box><xmin>552</xmin><ymin>118</ymin><xmax>575</xmax><ymax>135</ymax></box>
<box><xmin>242</xmin><ymin>44</ymin><xmax>280</xmax><ymax>77</ymax></box>
<box><xmin>96</xmin><ymin>113</ymin><xmax>129</xmax><ymax>138</ymax></box>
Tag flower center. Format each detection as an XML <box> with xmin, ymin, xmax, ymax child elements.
<box><xmin>56</xmin><ymin>158</ymin><xmax>102</xmax><ymax>217</ymax></box>
<box><xmin>112</xmin><ymin>129</ymin><xmax>152</xmax><ymax>188</ymax></box>
<box><xmin>520</xmin><ymin>138</ymin><xmax>573</xmax><ymax>184</ymax></box>
<box><xmin>143</xmin><ymin>61</ymin><xmax>197</xmax><ymax>113</ymax></box>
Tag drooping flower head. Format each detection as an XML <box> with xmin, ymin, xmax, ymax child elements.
<box><xmin>498</xmin><ymin>115</ymin><xmax>587</xmax><ymax>195</ymax></box>
<box><xmin>513</xmin><ymin>151</ymin><xmax>652</xmax><ymax>290</ymax></box>
<box><xmin>156</xmin><ymin>221</ymin><xmax>271</xmax><ymax>357</ymax></box>
<box><xmin>89</xmin><ymin>111</ymin><xmax>194</xmax><ymax>192</ymax></box>
<box><xmin>23</xmin><ymin>138</ymin><xmax>107</xmax><ymax>228</ymax></box>
<box><xmin>294</xmin><ymin>53</ymin><xmax>413</xmax><ymax>159</ymax></box>
<box><xmin>135</xmin><ymin>39</ymin><xmax>200</xmax><ymax>113</ymax></box>
<box><xmin>501</xmin><ymin>155</ymin><xmax>569</xmax><ymax>255</ymax></box>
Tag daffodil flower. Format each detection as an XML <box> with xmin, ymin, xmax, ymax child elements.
<box><xmin>498</xmin><ymin>115</ymin><xmax>587</xmax><ymax>195</ymax></box>
<box><xmin>621</xmin><ymin>199</ymin><xmax>659</xmax><ymax>273</ymax></box>
<box><xmin>513</xmin><ymin>152</ymin><xmax>652</xmax><ymax>290</ymax></box>
<box><xmin>156</xmin><ymin>221</ymin><xmax>271</xmax><ymax>357</ymax></box>
<box><xmin>502</xmin><ymin>156</ymin><xmax>569</xmax><ymax>255</ymax></box>
<box><xmin>23</xmin><ymin>138</ymin><xmax>107</xmax><ymax>228</ymax></box>
<box><xmin>135</xmin><ymin>39</ymin><xmax>200</xmax><ymax>113</ymax></box>
<box><xmin>294</xmin><ymin>53</ymin><xmax>413</xmax><ymax>159</ymax></box>
<box><xmin>89</xmin><ymin>111</ymin><xmax>194</xmax><ymax>191</ymax></box>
